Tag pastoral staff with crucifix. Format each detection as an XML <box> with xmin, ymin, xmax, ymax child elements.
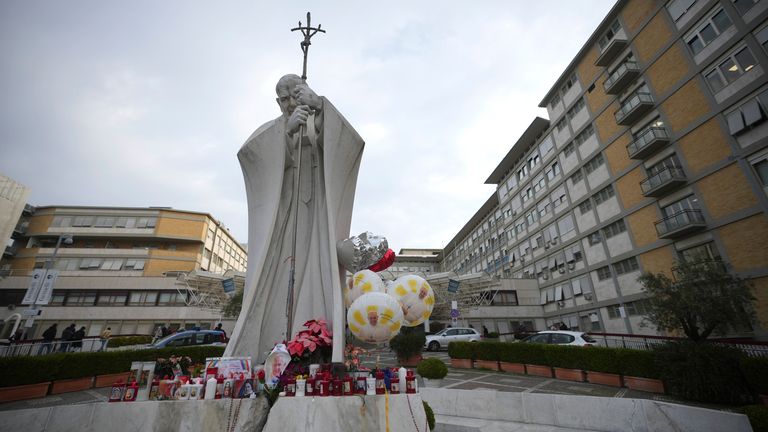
<box><xmin>226</xmin><ymin>15</ymin><xmax>365</xmax><ymax>363</ymax></box>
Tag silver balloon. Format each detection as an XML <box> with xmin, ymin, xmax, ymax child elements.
<box><xmin>336</xmin><ymin>231</ymin><xmax>389</xmax><ymax>272</ymax></box>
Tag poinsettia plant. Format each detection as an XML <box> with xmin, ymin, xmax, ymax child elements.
<box><xmin>286</xmin><ymin>319</ymin><xmax>332</xmax><ymax>365</ymax></box>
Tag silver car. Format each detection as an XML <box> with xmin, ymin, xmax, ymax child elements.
<box><xmin>424</xmin><ymin>327</ymin><xmax>482</xmax><ymax>351</ymax></box>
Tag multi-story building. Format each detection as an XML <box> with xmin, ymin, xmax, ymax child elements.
<box><xmin>0</xmin><ymin>173</ymin><xmax>30</xmax><ymax>259</ymax></box>
<box><xmin>0</xmin><ymin>206</ymin><xmax>246</xmax><ymax>339</ymax></box>
<box><xmin>439</xmin><ymin>0</ymin><xmax>768</xmax><ymax>340</ymax></box>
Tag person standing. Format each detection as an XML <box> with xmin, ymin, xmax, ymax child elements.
<box><xmin>99</xmin><ymin>327</ymin><xmax>112</xmax><ymax>351</ymax></box>
<box><xmin>215</xmin><ymin>323</ymin><xmax>227</xmax><ymax>339</ymax></box>
<box><xmin>59</xmin><ymin>324</ymin><xmax>76</xmax><ymax>352</ymax></box>
<box><xmin>71</xmin><ymin>326</ymin><xmax>85</xmax><ymax>352</ymax></box>
<box><xmin>39</xmin><ymin>324</ymin><xmax>57</xmax><ymax>355</ymax></box>
<box><xmin>152</xmin><ymin>325</ymin><xmax>163</xmax><ymax>344</ymax></box>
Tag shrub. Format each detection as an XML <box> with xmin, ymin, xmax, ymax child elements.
<box><xmin>580</xmin><ymin>347</ymin><xmax>624</xmax><ymax>374</ymax></box>
<box><xmin>741</xmin><ymin>356</ymin><xmax>768</xmax><ymax>395</ymax></box>
<box><xmin>447</xmin><ymin>341</ymin><xmax>475</xmax><ymax>360</ymax></box>
<box><xmin>108</xmin><ymin>335</ymin><xmax>152</xmax><ymax>348</ymax></box>
<box><xmin>417</xmin><ymin>358</ymin><xmax>448</xmax><ymax>380</ymax></box>
<box><xmin>389</xmin><ymin>331</ymin><xmax>426</xmax><ymax>360</ymax></box>
<box><xmin>423</xmin><ymin>401</ymin><xmax>436</xmax><ymax>431</ymax></box>
<box><xmin>615</xmin><ymin>348</ymin><xmax>659</xmax><ymax>379</ymax></box>
<box><xmin>654</xmin><ymin>341</ymin><xmax>753</xmax><ymax>405</ymax></box>
<box><xmin>0</xmin><ymin>345</ymin><xmax>225</xmax><ymax>387</ymax></box>
<box><xmin>546</xmin><ymin>345</ymin><xmax>591</xmax><ymax>370</ymax></box>
<box><xmin>474</xmin><ymin>341</ymin><xmax>500</xmax><ymax>361</ymax></box>
<box><xmin>736</xmin><ymin>405</ymin><xmax>768</xmax><ymax>432</ymax></box>
<box><xmin>486</xmin><ymin>332</ymin><xmax>499</xmax><ymax>339</ymax></box>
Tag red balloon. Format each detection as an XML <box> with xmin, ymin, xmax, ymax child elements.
<box><xmin>368</xmin><ymin>249</ymin><xmax>395</xmax><ymax>272</ymax></box>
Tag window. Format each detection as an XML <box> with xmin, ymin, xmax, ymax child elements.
<box><xmin>545</xmin><ymin>161</ymin><xmax>561</xmax><ymax>181</ymax></box>
<box><xmin>705</xmin><ymin>46</ymin><xmax>757</xmax><ymax>93</ymax></box>
<box><xmin>596</xmin><ymin>266</ymin><xmax>612</xmax><ymax>281</ymax></box>
<box><xmin>52</xmin><ymin>216</ymin><xmax>72</xmax><ymax>227</ymax></box>
<box><xmin>584</xmin><ymin>153</ymin><xmax>605</xmax><ymax>174</ymax></box>
<box><xmin>563</xmin><ymin>142</ymin><xmax>575</xmax><ymax>157</ymax></box>
<box><xmin>570</xmin><ymin>169</ymin><xmax>584</xmax><ymax>184</ymax></box>
<box><xmin>593</xmin><ymin>185</ymin><xmax>615</xmax><ymax>205</ymax></box>
<box><xmin>557</xmin><ymin>214</ymin><xmax>576</xmax><ymax>235</ymax></box>
<box><xmin>528</xmin><ymin>153</ymin><xmax>541</xmax><ymax>170</ymax></box>
<box><xmin>613</xmin><ymin>257</ymin><xmax>640</xmax><ymax>275</ymax></box>
<box><xmin>756</xmin><ymin>25</ymin><xmax>768</xmax><ymax>52</ymax></box>
<box><xmin>564</xmin><ymin>243</ymin><xmax>583</xmax><ymax>263</ymax></box>
<box><xmin>566</xmin><ymin>98</ymin><xmax>586</xmax><ymax>120</ymax></box>
<box><xmin>588</xmin><ymin>231</ymin><xmax>602</xmax><ymax>246</ymax></box>
<box><xmin>533</xmin><ymin>175</ymin><xmax>546</xmax><ymax>194</ymax></box>
<box><xmin>598</xmin><ymin>20</ymin><xmax>622</xmax><ymax>50</ymax></box>
<box><xmin>573</xmin><ymin>124</ymin><xmax>595</xmax><ymax>146</ymax></box>
<box><xmin>648</xmin><ymin>154</ymin><xmax>682</xmax><ymax>176</ymax></box>
<box><xmin>686</xmin><ymin>7</ymin><xmax>733</xmax><ymax>55</ymax></box>
<box><xmin>662</xmin><ymin>195</ymin><xmax>699</xmax><ymax>218</ymax></box>
<box><xmin>556</xmin><ymin>118</ymin><xmax>568</xmax><ymax>132</ymax></box>
<box><xmin>537</xmin><ymin>200</ymin><xmax>552</xmax><ymax>218</ymax></box>
<box><xmin>97</xmin><ymin>292</ymin><xmax>128</xmax><ymax>306</ymax></box>
<box><xmin>668</xmin><ymin>0</ymin><xmax>697</xmax><ymax>22</ymax></box>
<box><xmin>680</xmin><ymin>241</ymin><xmax>721</xmax><ymax>261</ymax></box>
<box><xmin>570</xmin><ymin>276</ymin><xmax>591</xmax><ymax>295</ymax></box>
<box><xmin>603</xmin><ymin>219</ymin><xmax>627</xmax><ymax>238</ymax></box>
<box><xmin>129</xmin><ymin>291</ymin><xmax>158</xmax><ymax>306</ymax></box>
<box><xmin>525</xmin><ymin>209</ymin><xmax>539</xmax><ymax>226</ymax></box>
<box><xmin>726</xmin><ymin>89</ymin><xmax>768</xmax><ymax>135</ymax></box>
<box><xmin>72</xmin><ymin>216</ymin><xmax>93</xmax><ymax>227</ymax></box>
<box><xmin>550</xmin><ymin>92</ymin><xmax>561</xmax><ymax>108</ymax></box>
<box><xmin>99</xmin><ymin>259</ymin><xmax>123</xmax><ymax>271</ymax></box>
<box><xmin>561</xmin><ymin>74</ymin><xmax>577</xmax><ymax>93</ymax></box>
<box><xmin>578</xmin><ymin>200</ymin><xmax>593</xmax><ymax>215</ymax></box>
<box><xmin>733</xmin><ymin>0</ymin><xmax>761</xmax><ymax>15</ymax></box>
<box><xmin>551</xmin><ymin>188</ymin><xmax>567</xmax><ymax>209</ymax></box>
<box><xmin>754</xmin><ymin>158</ymin><xmax>768</xmax><ymax>187</ymax></box>
<box><xmin>94</xmin><ymin>217</ymin><xmax>115</xmax><ymax>227</ymax></box>
<box><xmin>124</xmin><ymin>260</ymin><xmax>146</xmax><ymax>270</ymax></box>
<box><xmin>539</xmin><ymin>135</ymin><xmax>555</xmax><ymax>156</ymax></box>
<box><xmin>158</xmin><ymin>292</ymin><xmax>186</xmax><ymax>306</ymax></box>
<box><xmin>66</xmin><ymin>291</ymin><xmax>97</xmax><ymax>306</ymax></box>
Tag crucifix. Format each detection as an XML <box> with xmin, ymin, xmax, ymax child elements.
<box><xmin>291</xmin><ymin>12</ymin><xmax>326</xmax><ymax>82</ymax></box>
<box><xmin>285</xmin><ymin>12</ymin><xmax>326</xmax><ymax>340</ymax></box>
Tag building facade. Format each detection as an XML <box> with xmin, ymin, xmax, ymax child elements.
<box><xmin>0</xmin><ymin>206</ymin><xmax>247</xmax><ymax>339</ymax></box>
<box><xmin>0</xmin><ymin>173</ymin><xmax>30</xmax><ymax>258</ymax></box>
<box><xmin>439</xmin><ymin>0</ymin><xmax>768</xmax><ymax>340</ymax></box>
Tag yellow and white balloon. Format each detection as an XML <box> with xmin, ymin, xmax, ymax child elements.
<box><xmin>387</xmin><ymin>275</ymin><xmax>435</xmax><ymax>327</ymax></box>
<box><xmin>347</xmin><ymin>292</ymin><xmax>404</xmax><ymax>344</ymax></box>
<box><xmin>345</xmin><ymin>269</ymin><xmax>386</xmax><ymax>308</ymax></box>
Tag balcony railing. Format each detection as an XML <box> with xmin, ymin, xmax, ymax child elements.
<box><xmin>615</xmin><ymin>92</ymin><xmax>654</xmax><ymax>125</ymax></box>
<box><xmin>604</xmin><ymin>61</ymin><xmax>639</xmax><ymax>94</ymax></box>
<box><xmin>655</xmin><ymin>209</ymin><xmax>706</xmax><ymax>239</ymax></box>
<box><xmin>595</xmin><ymin>37</ymin><xmax>628</xmax><ymax>67</ymax></box>
<box><xmin>640</xmin><ymin>167</ymin><xmax>687</xmax><ymax>197</ymax></box>
<box><xmin>626</xmin><ymin>127</ymin><xmax>669</xmax><ymax>159</ymax></box>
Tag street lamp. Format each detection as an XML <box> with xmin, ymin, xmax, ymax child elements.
<box><xmin>21</xmin><ymin>234</ymin><xmax>73</xmax><ymax>338</ymax></box>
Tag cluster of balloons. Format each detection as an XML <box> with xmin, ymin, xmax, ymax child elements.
<box><xmin>345</xmin><ymin>270</ymin><xmax>435</xmax><ymax>344</ymax></box>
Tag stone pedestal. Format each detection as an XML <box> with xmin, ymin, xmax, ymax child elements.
<box><xmin>264</xmin><ymin>393</ymin><xmax>427</xmax><ymax>432</ymax></box>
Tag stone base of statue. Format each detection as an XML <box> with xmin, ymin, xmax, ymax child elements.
<box><xmin>0</xmin><ymin>398</ymin><xmax>270</xmax><ymax>432</ymax></box>
<box><xmin>264</xmin><ymin>393</ymin><xmax>428</xmax><ymax>432</ymax></box>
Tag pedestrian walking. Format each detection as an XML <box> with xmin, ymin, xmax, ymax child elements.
<box><xmin>71</xmin><ymin>326</ymin><xmax>86</xmax><ymax>352</ymax></box>
<box><xmin>39</xmin><ymin>324</ymin><xmax>57</xmax><ymax>355</ymax></box>
<box><xmin>59</xmin><ymin>324</ymin><xmax>75</xmax><ymax>352</ymax></box>
<box><xmin>152</xmin><ymin>325</ymin><xmax>163</xmax><ymax>344</ymax></box>
<box><xmin>99</xmin><ymin>327</ymin><xmax>112</xmax><ymax>351</ymax></box>
<box><xmin>215</xmin><ymin>323</ymin><xmax>227</xmax><ymax>339</ymax></box>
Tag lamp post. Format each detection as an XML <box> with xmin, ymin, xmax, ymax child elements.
<box><xmin>22</xmin><ymin>234</ymin><xmax>73</xmax><ymax>339</ymax></box>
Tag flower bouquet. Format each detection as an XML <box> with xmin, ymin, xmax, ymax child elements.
<box><xmin>154</xmin><ymin>355</ymin><xmax>192</xmax><ymax>378</ymax></box>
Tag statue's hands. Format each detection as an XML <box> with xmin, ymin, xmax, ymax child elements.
<box><xmin>287</xmin><ymin>105</ymin><xmax>311</xmax><ymax>134</ymax></box>
<box><xmin>293</xmin><ymin>84</ymin><xmax>323</xmax><ymax>112</ymax></box>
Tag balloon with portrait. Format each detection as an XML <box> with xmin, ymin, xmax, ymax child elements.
<box><xmin>345</xmin><ymin>269</ymin><xmax>386</xmax><ymax>308</ymax></box>
<box><xmin>346</xmin><ymin>292</ymin><xmax>404</xmax><ymax>344</ymax></box>
<box><xmin>387</xmin><ymin>275</ymin><xmax>435</xmax><ymax>327</ymax></box>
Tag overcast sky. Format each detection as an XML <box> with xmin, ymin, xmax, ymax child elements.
<box><xmin>0</xmin><ymin>1</ymin><xmax>615</xmax><ymax>250</ymax></box>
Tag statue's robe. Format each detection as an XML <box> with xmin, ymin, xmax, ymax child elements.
<box><xmin>226</xmin><ymin>99</ymin><xmax>364</xmax><ymax>362</ymax></box>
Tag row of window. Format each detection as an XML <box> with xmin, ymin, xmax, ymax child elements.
<box><xmin>42</xmin><ymin>258</ymin><xmax>146</xmax><ymax>271</ymax></box>
<box><xmin>540</xmin><ymin>274</ymin><xmax>593</xmax><ymax>304</ymax></box>
<box><xmin>595</xmin><ymin>256</ymin><xmax>640</xmax><ymax>281</ymax></box>
<box><xmin>52</xmin><ymin>216</ymin><xmax>157</xmax><ymax>229</ymax></box>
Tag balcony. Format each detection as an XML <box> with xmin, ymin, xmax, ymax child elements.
<box><xmin>626</xmin><ymin>127</ymin><xmax>669</xmax><ymax>159</ymax></box>
<box><xmin>604</xmin><ymin>61</ymin><xmax>640</xmax><ymax>94</ymax></box>
<box><xmin>11</xmin><ymin>221</ymin><xmax>29</xmax><ymax>239</ymax></box>
<box><xmin>615</xmin><ymin>92</ymin><xmax>654</xmax><ymax>125</ymax></box>
<box><xmin>655</xmin><ymin>209</ymin><xmax>706</xmax><ymax>239</ymax></box>
<box><xmin>595</xmin><ymin>37</ymin><xmax>628</xmax><ymax>67</ymax></box>
<box><xmin>640</xmin><ymin>167</ymin><xmax>687</xmax><ymax>197</ymax></box>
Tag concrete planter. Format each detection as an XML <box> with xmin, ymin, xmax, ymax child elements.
<box><xmin>94</xmin><ymin>372</ymin><xmax>131</xmax><ymax>388</ymax></box>
<box><xmin>0</xmin><ymin>382</ymin><xmax>51</xmax><ymax>402</ymax></box>
<box><xmin>499</xmin><ymin>362</ymin><xmax>526</xmax><ymax>374</ymax></box>
<box><xmin>623</xmin><ymin>376</ymin><xmax>665</xmax><ymax>393</ymax></box>
<box><xmin>474</xmin><ymin>360</ymin><xmax>499</xmax><ymax>371</ymax></box>
<box><xmin>397</xmin><ymin>354</ymin><xmax>423</xmax><ymax>367</ymax></box>
<box><xmin>586</xmin><ymin>371</ymin><xmax>622</xmax><ymax>387</ymax></box>
<box><xmin>421</xmin><ymin>378</ymin><xmax>443</xmax><ymax>388</ymax></box>
<box><xmin>50</xmin><ymin>377</ymin><xmax>94</xmax><ymax>395</ymax></box>
<box><xmin>553</xmin><ymin>367</ymin><xmax>585</xmax><ymax>382</ymax></box>
<box><xmin>525</xmin><ymin>364</ymin><xmax>553</xmax><ymax>378</ymax></box>
<box><xmin>450</xmin><ymin>358</ymin><xmax>473</xmax><ymax>369</ymax></box>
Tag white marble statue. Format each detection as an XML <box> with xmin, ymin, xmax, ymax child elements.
<box><xmin>226</xmin><ymin>74</ymin><xmax>364</xmax><ymax>362</ymax></box>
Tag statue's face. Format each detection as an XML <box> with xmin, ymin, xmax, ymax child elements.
<box><xmin>276</xmin><ymin>87</ymin><xmax>298</xmax><ymax>116</ymax></box>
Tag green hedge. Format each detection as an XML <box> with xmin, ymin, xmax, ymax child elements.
<box><xmin>0</xmin><ymin>346</ymin><xmax>225</xmax><ymax>387</ymax></box>
<box><xmin>742</xmin><ymin>356</ymin><xmax>768</xmax><ymax>395</ymax></box>
<box><xmin>737</xmin><ymin>405</ymin><xmax>768</xmax><ymax>432</ymax></box>
<box><xmin>108</xmin><ymin>335</ymin><xmax>152</xmax><ymax>348</ymax></box>
<box><xmin>447</xmin><ymin>341</ymin><xmax>475</xmax><ymax>360</ymax></box>
<box><xmin>474</xmin><ymin>342</ymin><xmax>501</xmax><ymax>361</ymax></box>
<box><xmin>617</xmin><ymin>348</ymin><xmax>659</xmax><ymax>379</ymax></box>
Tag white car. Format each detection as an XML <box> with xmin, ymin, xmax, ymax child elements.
<box><xmin>424</xmin><ymin>327</ymin><xmax>482</xmax><ymax>351</ymax></box>
<box><xmin>520</xmin><ymin>330</ymin><xmax>596</xmax><ymax>347</ymax></box>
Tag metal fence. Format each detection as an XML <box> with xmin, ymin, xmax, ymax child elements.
<box><xmin>588</xmin><ymin>332</ymin><xmax>768</xmax><ymax>357</ymax></box>
<box><xmin>0</xmin><ymin>337</ymin><xmax>106</xmax><ymax>358</ymax></box>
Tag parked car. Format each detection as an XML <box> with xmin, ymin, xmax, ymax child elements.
<box><xmin>424</xmin><ymin>327</ymin><xmax>481</xmax><ymax>351</ymax></box>
<box><xmin>520</xmin><ymin>330</ymin><xmax>596</xmax><ymax>346</ymax></box>
<box><xmin>149</xmin><ymin>330</ymin><xmax>227</xmax><ymax>349</ymax></box>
